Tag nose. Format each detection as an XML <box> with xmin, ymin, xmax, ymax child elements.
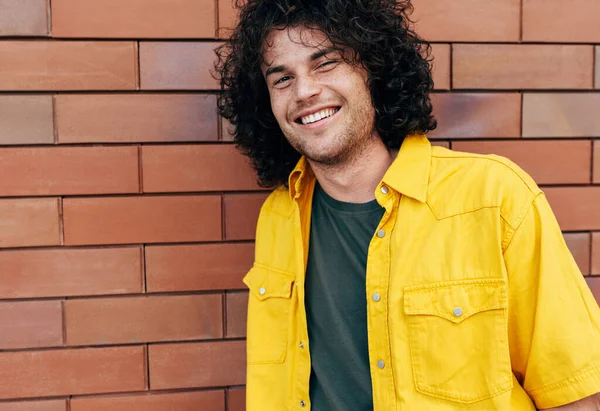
<box><xmin>294</xmin><ymin>74</ymin><xmax>321</xmax><ymax>102</ymax></box>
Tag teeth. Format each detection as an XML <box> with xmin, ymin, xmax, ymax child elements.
<box><xmin>300</xmin><ymin>108</ymin><xmax>337</xmax><ymax>125</ymax></box>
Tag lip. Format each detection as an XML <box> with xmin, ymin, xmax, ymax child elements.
<box><xmin>295</xmin><ymin>106</ymin><xmax>341</xmax><ymax>130</ymax></box>
<box><xmin>293</xmin><ymin>105</ymin><xmax>341</xmax><ymax>123</ymax></box>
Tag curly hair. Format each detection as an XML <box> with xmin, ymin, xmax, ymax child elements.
<box><xmin>215</xmin><ymin>0</ymin><xmax>437</xmax><ymax>188</ymax></box>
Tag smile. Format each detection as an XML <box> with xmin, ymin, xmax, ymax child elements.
<box><xmin>296</xmin><ymin>107</ymin><xmax>340</xmax><ymax>125</ymax></box>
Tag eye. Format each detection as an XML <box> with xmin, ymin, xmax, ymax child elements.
<box><xmin>317</xmin><ymin>59</ymin><xmax>339</xmax><ymax>70</ymax></box>
<box><xmin>274</xmin><ymin>75</ymin><xmax>292</xmax><ymax>86</ymax></box>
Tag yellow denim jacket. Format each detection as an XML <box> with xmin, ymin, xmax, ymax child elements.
<box><xmin>243</xmin><ymin>133</ymin><xmax>600</xmax><ymax>410</ymax></box>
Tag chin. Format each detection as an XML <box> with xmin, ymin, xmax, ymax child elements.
<box><xmin>290</xmin><ymin>135</ymin><xmax>350</xmax><ymax>165</ymax></box>
<box><xmin>305</xmin><ymin>149</ymin><xmax>347</xmax><ymax>166</ymax></box>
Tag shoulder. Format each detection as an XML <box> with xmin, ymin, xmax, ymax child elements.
<box><xmin>258</xmin><ymin>185</ymin><xmax>295</xmax><ymax>220</ymax></box>
<box><xmin>427</xmin><ymin>145</ymin><xmax>542</xmax><ymax>229</ymax></box>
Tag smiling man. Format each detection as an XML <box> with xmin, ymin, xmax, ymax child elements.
<box><xmin>215</xmin><ymin>0</ymin><xmax>600</xmax><ymax>410</ymax></box>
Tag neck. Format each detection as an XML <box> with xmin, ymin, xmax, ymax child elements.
<box><xmin>309</xmin><ymin>138</ymin><xmax>396</xmax><ymax>203</ymax></box>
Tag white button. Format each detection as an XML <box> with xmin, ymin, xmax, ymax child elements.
<box><xmin>300</xmin><ymin>400</ymin><xmax>306</xmax><ymax>407</ymax></box>
<box><xmin>453</xmin><ymin>307</ymin><xmax>463</xmax><ymax>317</ymax></box>
<box><xmin>299</xmin><ymin>341</ymin><xmax>304</xmax><ymax>348</ymax></box>
<box><xmin>259</xmin><ymin>287</ymin><xmax>266</xmax><ymax>295</ymax></box>
<box><xmin>381</xmin><ymin>186</ymin><xmax>389</xmax><ymax>194</ymax></box>
<box><xmin>377</xmin><ymin>229</ymin><xmax>385</xmax><ymax>238</ymax></box>
<box><xmin>372</xmin><ymin>293</ymin><xmax>381</xmax><ymax>302</ymax></box>
<box><xmin>377</xmin><ymin>360</ymin><xmax>385</xmax><ymax>369</ymax></box>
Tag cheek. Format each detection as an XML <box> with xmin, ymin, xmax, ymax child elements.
<box><xmin>353</xmin><ymin>75</ymin><xmax>371</xmax><ymax>99</ymax></box>
<box><xmin>349</xmin><ymin>73</ymin><xmax>373</xmax><ymax>110</ymax></box>
<box><xmin>269</xmin><ymin>92</ymin><xmax>289</xmax><ymax>124</ymax></box>
<box><xmin>331</xmin><ymin>68</ymin><xmax>370</xmax><ymax>99</ymax></box>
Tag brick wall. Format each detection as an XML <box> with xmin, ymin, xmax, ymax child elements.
<box><xmin>0</xmin><ymin>0</ymin><xmax>598</xmax><ymax>409</ymax></box>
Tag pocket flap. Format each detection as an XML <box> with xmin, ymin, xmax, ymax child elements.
<box><xmin>404</xmin><ymin>278</ymin><xmax>507</xmax><ymax>323</ymax></box>
<box><xmin>243</xmin><ymin>264</ymin><xmax>295</xmax><ymax>301</ymax></box>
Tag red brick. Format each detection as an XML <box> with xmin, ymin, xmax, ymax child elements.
<box><xmin>71</xmin><ymin>390</ymin><xmax>225</xmax><ymax>411</ymax></box>
<box><xmin>593</xmin><ymin>233</ymin><xmax>600</xmax><ymax>276</ymax></box>
<box><xmin>523</xmin><ymin>93</ymin><xmax>600</xmax><ymax>138</ymax></box>
<box><xmin>226</xmin><ymin>292</ymin><xmax>248</xmax><ymax>338</ymax></box>
<box><xmin>0</xmin><ymin>301</ymin><xmax>62</xmax><ymax>349</ymax></box>
<box><xmin>66</xmin><ymin>294</ymin><xmax>223</xmax><ymax>346</ymax></box>
<box><xmin>218</xmin><ymin>0</ymin><xmax>239</xmax><ymax>38</ymax></box>
<box><xmin>429</xmin><ymin>93</ymin><xmax>521</xmax><ymax>138</ymax></box>
<box><xmin>0</xmin><ymin>95</ymin><xmax>53</xmax><ymax>145</ymax></box>
<box><xmin>143</xmin><ymin>145</ymin><xmax>259</xmax><ymax>193</ymax></box>
<box><xmin>585</xmin><ymin>277</ymin><xmax>600</xmax><ymax>306</ymax></box>
<box><xmin>145</xmin><ymin>243</ymin><xmax>253</xmax><ymax>292</ymax></box>
<box><xmin>453</xmin><ymin>45</ymin><xmax>594</xmax><ymax>90</ymax></box>
<box><xmin>56</xmin><ymin>94</ymin><xmax>218</xmax><ymax>143</ymax></box>
<box><xmin>594</xmin><ymin>46</ymin><xmax>600</xmax><ymax>89</ymax></box>
<box><xmin>411</xmin><ymin>0</ymin><xmax>520</xmax><ymax>42</ymax></box>
<box><xmin>227</xmin><ymin>388</ymin><xmax>245</xmax><ymax>411</ymax></box>
<box><xmin>452</xmin><ymin>140</ymin><xmax>592</xmax><ymax>185</ymax></box>
<box><xmin>523</xmin><ymin>0</ymin><xmax>600</xmax><ymax>43</ymax></box>
<box><xmin>149</xmin><ymin>340</ymin><xmax>245</xmax><ymax>389</ymax></box>
<box><xmin>224</xmin><ymin>194</ymin><xmax>270</xmax><ymax>240</ymax></box>
<box><xmin>140</xmin><ymin>42</ymin><xmax>220</xmax><ymax>90</ymax></box>
<box><xmin>0</xmin><ymin>198</ymin><xmax>59</xmax><ymax>248</ymax></box>
<box><xmin>0</xmin><ymin>400</ymin><xmax>66</xmax><ymax>411</ymax></box>
<box><xmin>0</xmin><ymin>41</ymin><xmax>137</xmax><ymax>91</ymax></box>
<box><xmin>0</xmin><ymin>346</ymin><xmax>145</xmax><ymax>399</ymax></box>
<box><xmin>563</xmin><ymin>233</ymin><xmax>591</xmax><ymax>276</ymax></box>
<box><xmin>63</xmin><ymin>196</ymin><xmax>221</xmax><ymax>245</ymax></box>
<box><xmin>0</xmin><ymin>147</ymin><xmax>139</xmax><ymax>196</ymax></box>
<box><xmin>431</xmin><ymin>44</ymin><xmax>450</xmax><ymax>91</ymax></box>
<box><xmin>0</xmin><ymin>247</ymin><xmax>142</xmax><ymax>298</ymax></box>
<box><xmin>51</xmin><ymin>0</ymin><xmax>215</xmax><ymax>38</ymax></box>
<box><xmin>545</xmin><ymin>187</ymin><xmax>600</xmax><ymax>231</ymax></box>
<box><xmin>0</xmin><ymin>0</ymin><xmax>48</xmax><ymax>36</ymax></box>
<box><xmin>595</xmin><ymin>141</ymin><xmax>600</xmax><ymax>184</ymax></box>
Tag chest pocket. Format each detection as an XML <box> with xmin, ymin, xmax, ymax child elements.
<box><xmin>403</xmin><ymin>278</ymin><xmax>513</xmax><ymax>404</ymax></box>
<box><xmin>243</xmin><ymin>264</ymin><xmax>295</xmax><ymax>365</ymax></box>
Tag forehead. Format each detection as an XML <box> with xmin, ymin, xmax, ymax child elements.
<box><xmin>262</xmin><ymin>26</ymin><xmax>333</xmax><ymax>66</ymax></box>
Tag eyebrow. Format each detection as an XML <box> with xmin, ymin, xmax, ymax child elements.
<box><xmin>264</xmin><ymin>46</ymin><xmax>341</xmax><ymax>78</ymax></box>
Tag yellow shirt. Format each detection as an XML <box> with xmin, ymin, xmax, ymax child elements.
<box><xmin>243</xmin><ymin>133</ymin><xmax>600</xmax><ymax>410</ymax></box>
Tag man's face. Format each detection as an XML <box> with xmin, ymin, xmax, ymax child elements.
<box><xmin>261</xmin><ymin>26</ymin><xmax>377</xmax><ymax>167</ymax></box>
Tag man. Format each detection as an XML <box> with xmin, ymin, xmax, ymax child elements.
<box><xmin>215</xmin><ymin>0</ymin><xmax>600</xmax><ymax>409</ymax></box>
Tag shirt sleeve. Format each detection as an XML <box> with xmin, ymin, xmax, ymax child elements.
<box><xmin>504</xmin><ymin>192</ymin><xmax>600</xmax><ymax>409</ymax></box>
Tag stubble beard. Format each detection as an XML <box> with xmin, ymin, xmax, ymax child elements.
<box><xmin>304</xmin><ymin>128</ymin><xmax>374</xmax><ymax>169</ymax></box>
<box><xmin>285</xmin><ymin>106</ymin><xmax>376</xmax><ymax>170</ymax></box>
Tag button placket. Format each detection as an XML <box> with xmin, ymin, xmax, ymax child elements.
<box><xmin>365</xmin><ymin>189</ymin><xmax>398</xmax><ymax>410</ymax></box>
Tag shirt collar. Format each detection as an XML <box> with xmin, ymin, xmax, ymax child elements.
<box><xmin>382</xmin><ymin>133</ymin><xmax>431</xmax><ymax>203</ymax></box>
<box><xmin>288</xmin><ymin>155</ymin><xmax>312</xmax><ymax>201</ymax></box>
<box><xmin>287</xmin><ymin>133</ymin><xmax>431</xmax><ymax>202</ymax></box>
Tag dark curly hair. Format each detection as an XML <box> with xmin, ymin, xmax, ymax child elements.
<box><xmin>215</xmin><ymin>0</ymin><xmax>437</xmax><ymax>188</ymax></box>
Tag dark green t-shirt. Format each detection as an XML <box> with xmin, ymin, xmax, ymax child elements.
<box><xmin>305</xmin><ymin>183</ymin><xmax>385</xmax><ymax>411</ymax></box>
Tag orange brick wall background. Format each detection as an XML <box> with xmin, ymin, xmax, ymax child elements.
<box><xmin>0</xmin><ymin>0</ymin><xmax>599</xmax><ymax>409</ymax></box>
